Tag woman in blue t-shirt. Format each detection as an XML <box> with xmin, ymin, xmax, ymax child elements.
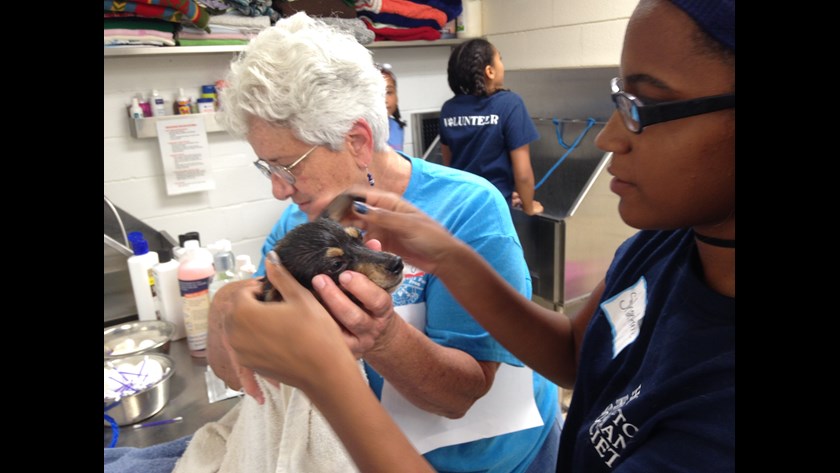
<box><xmin>439</xmin><ymin>38</ymin><xmax>544</xmax><ymax>216</ymax></box>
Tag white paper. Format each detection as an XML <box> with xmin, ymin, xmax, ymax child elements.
<box><xmin>382</xmin><ymin>364</ymin><xmax>543</xmax><ymax>454</ymax></box>
<box><xmin>382</xmin><ymin>299</ymin><xmax>544</xmax><ymax>454</ymax></box>
<box><xmin>156</xmin><ymin>116</ymin><xmax>216</xmax><ymax>195</ymax></box>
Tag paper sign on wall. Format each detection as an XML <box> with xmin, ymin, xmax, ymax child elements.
<box><xmin>156</xmin><ymin>116</ymin><xmax>216</xmax><ymax>195</ymax></box>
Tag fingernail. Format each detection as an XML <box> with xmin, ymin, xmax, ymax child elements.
<box><xmin>339</xmin><ymin>271</ymin><xmax>353</xmax><ymax>284</ymax></box>
<box><xmin>353</xmin><ymin>201</ymin><xmax>368</xmax><ymax>214</ymax></box>
<box><xmin>267</xmin><ymin>251</ymin><xmax>280</xmax><ymax>266</ymax></box>
<box><xmin>312</xmin><ymin>275</ymin><xmax>326</xmax><ymax>289</ymax></box>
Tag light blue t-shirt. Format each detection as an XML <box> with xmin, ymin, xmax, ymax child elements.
<box><xmin>388</xmin><ymin>116</ymin><xmax>405</xmax><ymax>151</ymax></box>
<box><xmin>256</xmin><ymin>154</ymin><xmax>558</xmax><ymax>473</ymax></box>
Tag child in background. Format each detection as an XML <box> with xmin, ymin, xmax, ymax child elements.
<box><xmin>377</xmin><ymin>63</ymin><xmax>406</xmax><ymax>151</ymax></box>
<box><xmin>440</xmin><ymin>39</ymin><xmax>543</xmax><ymax>216</ymax></box>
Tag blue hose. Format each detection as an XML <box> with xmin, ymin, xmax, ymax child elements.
<box><xmin>534</xmin><ymin>118</ymin><xmax>597</xmax><ymax>190</ymax></box>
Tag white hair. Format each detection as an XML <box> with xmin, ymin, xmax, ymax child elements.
<box><xmin>219</xmin><ymin>12</ymin><xmax>388</xmax><ymax>151</ymax></box>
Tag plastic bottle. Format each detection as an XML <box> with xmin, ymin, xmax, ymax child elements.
<box><xmin>209</xmin><ymin>240</ymin><xmax>237</xmax><ymax>301</ymax></box>
<box><xmin>129</xmin><ymin>98</ymin><xmax>144</xmax><ymax>119</ymax></box>
<box><xmin>152</xmin><ymin>259</ymin><xmax>186</xmax><ymax>340</ymax></box>
<box><xmin>235</xmin><ymin>254</ymin><xmax>256</xmax><ymax>280</ymax></box>
<box><xmin>172</xmin><ymin>231</ymin><xmax>201</xmax><ymax>261</ymax></box>
<box><xmin>178</xmin><ymin>240</ymin><xmax>215</xmax><ymax>357</ymax></box>
<box><xmin>197</xmin><ymin>98</ymin><xmax>215</xmax><ymax>113</ymax></box>
<box><xmin>457</xmin><ymin>0</ymin><xmax>483</xmax><ymax>38</ymax></box>
<box><xmin>151</xmin><ymin>89</ymin><xmax>167</xmax><ymax>117</ymax></box>
<box><xmin>175</xmin><ymin>88</ymin><xmax>191</xmax><ymax>115</ymax></box>
<box><xmin>138</xmin><ymin>98</ymin><xmax>152</xmax><ymax>117</ymax></box>
<box><xmin>127</xmin><ymin>232</ymin><xmax>160</xmax><ymax>321</ymax></box>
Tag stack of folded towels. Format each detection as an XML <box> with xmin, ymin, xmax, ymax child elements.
<box><xmin>104</xmin><ymin>0</ymin><xmax>281</xmax><ymax>48</ymax></box>
<box><xmin>104</xmin><ymin>0</ymin><xmax>211</xmax><ymax>47</ymax></box>
<box><xmin>178</xmin><ymin>0</ymin><xmax>278</xmax><ymax>46</ymax></box>
<box><xmin>355</xmin><ymin>0</ymin><xmax>462</xmax><ymax>41</ymax></box>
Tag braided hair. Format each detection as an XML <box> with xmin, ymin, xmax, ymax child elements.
<box><xmin>447</xmin><ymin>38</ymin><xmax>503</xmax><ymax>97</ymax></box>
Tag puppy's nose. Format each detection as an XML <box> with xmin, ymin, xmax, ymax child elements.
<box><xmin>389</xmin><ymin>257</ymin><xmax>404</xmax><ymax>275</ymax></box>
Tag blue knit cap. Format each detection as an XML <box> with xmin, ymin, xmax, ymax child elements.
<box><xmin>669</xmin><ymin>0</ymin><xmax>735</xmax><ymax>52</ymax></box>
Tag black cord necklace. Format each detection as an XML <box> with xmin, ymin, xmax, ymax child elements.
<box><xmin>693</xmin><ymin>231</ymin><xmax>735</xmax><ymax>248</ymax></box>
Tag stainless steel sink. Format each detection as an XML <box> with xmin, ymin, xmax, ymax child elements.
<box><xmin>104</xmin><ymin>196</ymin><xmax>177</xmax><ymax>326</ymax></box>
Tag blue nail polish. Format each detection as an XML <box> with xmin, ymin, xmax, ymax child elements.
<box><xmin>353</xmin><ymin>201</ymin><xmax>368</xmax><ymax>214</ymax></box>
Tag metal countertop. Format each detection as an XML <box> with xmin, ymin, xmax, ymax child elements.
<box><xmin>104</xmin><ymin>338</ymin><xmax>241</xmax><ymax>448</ymax></box>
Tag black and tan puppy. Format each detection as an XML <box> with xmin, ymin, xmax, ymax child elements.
<box><xmin>261</xmin><ymin>218</ymin><xmax>404</xmax><ymax>303</ymax></box>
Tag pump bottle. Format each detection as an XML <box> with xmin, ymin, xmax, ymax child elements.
<box><xmin>127</xmin><ymin>232</ymin><xmax>160</xmax><ymax>321</ymax></box>
<box><xmin>129</xmin><ymin>98</ymin><xmax>144</xmax><ymax>119</ymax></box>
<box><xmin>151</xmin><ymin>89</ymin><xmax>167</xmax><ymax>117</ymax></box>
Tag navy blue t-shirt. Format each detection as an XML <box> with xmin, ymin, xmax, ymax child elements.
<box><xmin>557</xmin><ymin>229</ymin><xmax>735</xmax><ymax>472</ymax></box>
<box><xmin>439</xmin><ymin>90</ymin><xmax>539</xmax><ymax>201</ymax></box>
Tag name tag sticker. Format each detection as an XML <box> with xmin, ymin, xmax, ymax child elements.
<box><xmin>600</xmin><ymin>277</ymin><xmax>648</xmax><ymax>358</ymax></box>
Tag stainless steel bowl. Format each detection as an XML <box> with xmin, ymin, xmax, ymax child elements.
<box><xmin>104</xmin><ymin>320</ymin><xmax>175</xmax><ymax>359</ymax></box>
<box><xmin>104</xmin><ymin>353</ymin><xmax>175</xmax><ymax>426</ymax></box>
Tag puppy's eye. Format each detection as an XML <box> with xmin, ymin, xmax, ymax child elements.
<box><xmin>330</xmin><ymin>260</ymin><xmax>347</xmax><ymax>273</ymax></box>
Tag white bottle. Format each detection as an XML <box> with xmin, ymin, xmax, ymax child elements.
<box><xmin>456</xmin><ymin>0</ymin><xmax>483</xmax><ymax>38</ymax></box>
<box><xmin>235</xmin><ymin>254</ymin><xmax>256</xmax><ymax>280</ymax></box>
<box><xmin>151</xmin><ymin>89</ymin><xmax>167</xmax><ymax>117</ymax></box>
<box><xmin>152</xmin><ymin>259</ymin><xmax>186</xmax><ymax>340</ymax></box>
<box><xmin>129</xmin><ymin>98</ymin><xmax>144</xmax><ymax>119</ymax></box>
<box><xmin>178</xmin><ymin>240</ymin><xmax>215</xmax><ymax>357</ymax></box>
<box><xmin>127</xmin><ymin>232</ymin><xmax>160</xmax><ymax>321</ymax></box>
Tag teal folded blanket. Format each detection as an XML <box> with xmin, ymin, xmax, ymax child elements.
<box><xmin>104</xmin><ymin>435</ymin><xmax>191</xmax><ymax>473</ymax></box>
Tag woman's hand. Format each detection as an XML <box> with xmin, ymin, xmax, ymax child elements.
<box><xmin>311</xmin><ymin>262</ymin><xmax>401</xmax><ymax>359</ymax></box>
<box><xmin>224</xmin><ymin>252</ymin><xmax>358</xmax><ymax>394</ymax></box>
<box><xmin>339</xmin><ymin>186</ymin><xmax>466</xmax><ymax>275</ymax></box>
<box><xmin>207</xmin><ymin>279</ymin><xmax>265</xmax><ymax>398</ymax></box>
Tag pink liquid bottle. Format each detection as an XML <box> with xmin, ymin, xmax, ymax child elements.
<box><xmin>178</xmin><ymin>240</ymin><xmax>215</xmax><ymax>357</ymax></box>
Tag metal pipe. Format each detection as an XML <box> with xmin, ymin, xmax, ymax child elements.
<box><xmin>104</xmin><ymin>195</ymin><xmax>129</xmax><ymax>247</ymax></box>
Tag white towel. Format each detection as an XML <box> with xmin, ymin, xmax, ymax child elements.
<box><xmin>173</xmin><ymin>362</ymin><xmax>365</xmax><ymax>473</ymax></box>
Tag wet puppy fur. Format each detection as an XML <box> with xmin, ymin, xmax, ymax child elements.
<box><xmin>261</xmin><ymin>218</ymin><xmax>404</xmax><ymax>304</ymax></box>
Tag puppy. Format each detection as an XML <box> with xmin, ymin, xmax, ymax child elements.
<box><xmin>261</xmin><ymin>218</ymin><xmax>404</xmax><ymax>303</ymax></box>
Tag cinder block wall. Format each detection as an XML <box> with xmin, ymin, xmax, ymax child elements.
<box><xmin>482</xmin><ymin>0</ymin><xmax>636</xmax><ymax>70</ymax></box>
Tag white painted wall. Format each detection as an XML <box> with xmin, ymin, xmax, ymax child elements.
<box><xmin>482</xmin><ymin>0</ymin><xmax>637</xmax><ymax>70</ymax></box>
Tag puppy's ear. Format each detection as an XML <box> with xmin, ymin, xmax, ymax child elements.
<box><xmin>344</xmin><ymin>226</ymin><xmax>362</xmax><ymax>240</ymax></box>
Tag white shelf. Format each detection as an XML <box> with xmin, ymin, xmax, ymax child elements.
<box><xmin>369</xmin><ymin>38</ymin><xmax>465</xmax><ymax>49</ymax></box>
<box><xmin>104</xmin><ymin>38</ymin><xmax>465</xmax><ymax>57</ymax></box>
<box><xmin>105</xmin><ymin>45</ymin><xmax>245</xmax><ymax>57</ymax></box>
<box><xmin>129</xmin><ymin>113</ymin><xmax>227</xmax><ymax>138</ymax></box>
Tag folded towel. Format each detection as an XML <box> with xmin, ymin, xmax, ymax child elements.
<box><xmin>173</xmin><ymin>362</ymin><xmax>365</xmax><ymax>473</ymax></box>
<box><xmin>207</xmin><ymin>11</ymin><xmax>271</xmax><ymax>28</ymax></box>
<box><xmin>361</xmin><ymin>15</ymin><xmax>441</xmax><ymax>41</ymax></box>
<box><xmin>319</xmin><ymin>17</ymin><xmax>375</xmax><ymax>45</ymax></box>
<box><xmin>105</xmin><ymin>434</ymin><xmax>191</xmax><ymax>473</ymax></box>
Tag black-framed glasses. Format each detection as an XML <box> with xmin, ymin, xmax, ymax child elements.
<box><xmin>610</xmin><ymin>77</ymin><xmax>735</xmax><ymax>133</ymax></box>
<box><xmin>253</xmin><ymin>145</ymin><xmax>319</xmax><ymax>185</ymax></box>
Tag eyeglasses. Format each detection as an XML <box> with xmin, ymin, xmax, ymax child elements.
<box><xmin>609</xmin><ymin>77</ymin><xmax>735</xmax><ymax>133</ymax></box>
<box><xmin>253</xmin><ymin>145</ymin><xmax>319</xmax><ymax>185</ymax></box>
